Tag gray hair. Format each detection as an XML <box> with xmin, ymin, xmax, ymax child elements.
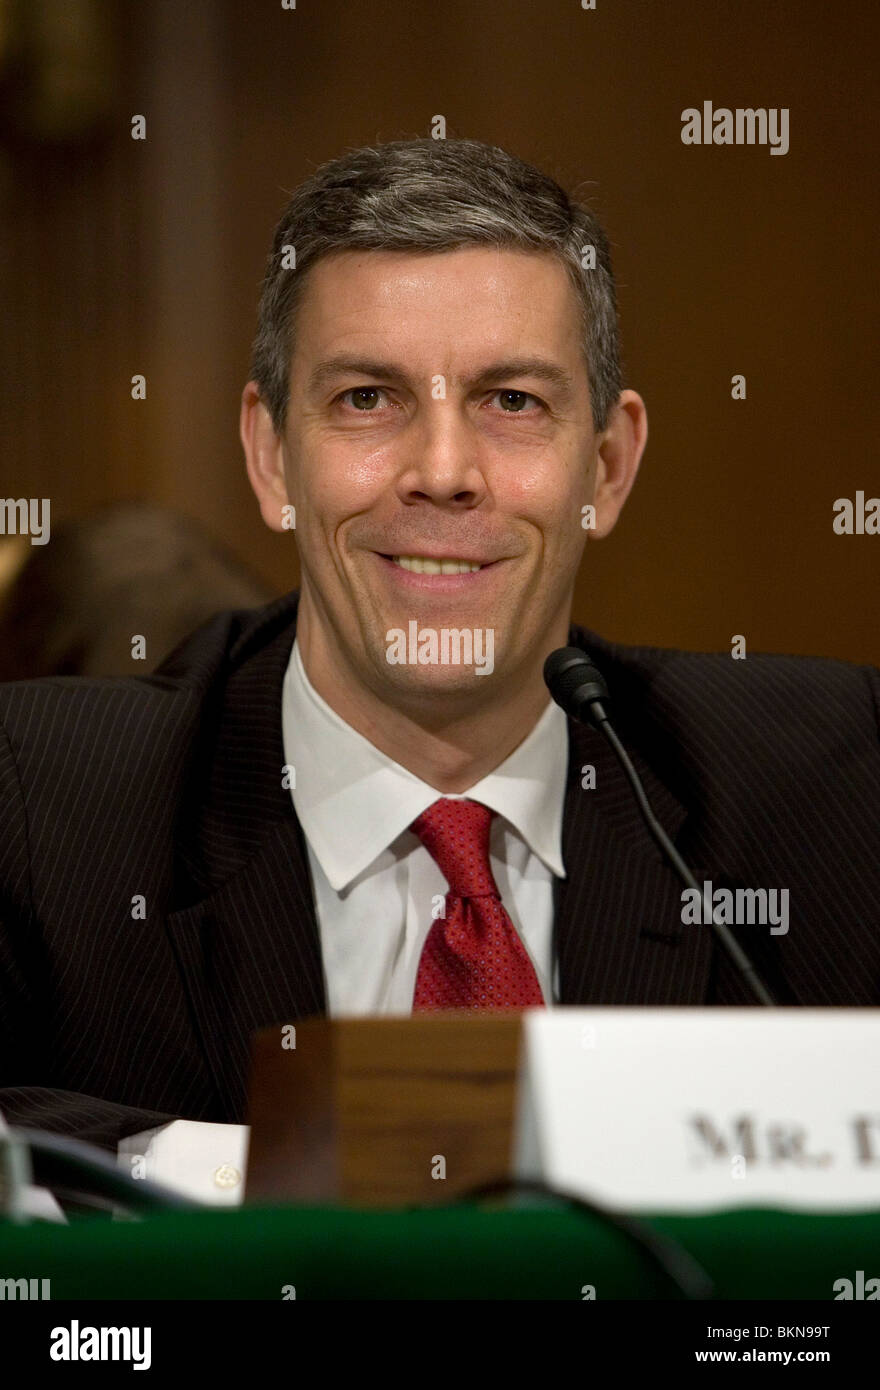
<box><xmin>250</xmin><ymin>137</ymin><xmax>623</xmax><ymax>433</ymax></box>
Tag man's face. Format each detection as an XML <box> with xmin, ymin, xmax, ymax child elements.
<box><xmin>248</xmin><ymin>246</ymin><xmax>631</xmax><ymax>713</ymax></box>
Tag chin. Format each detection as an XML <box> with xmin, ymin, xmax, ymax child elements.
<box><xmin>374</xmin><ymin>660</ymin><xmax>498</xmax><ymax>698</ymax></box>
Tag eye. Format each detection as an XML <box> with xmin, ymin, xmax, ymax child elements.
<box><xmin>489</xmin><ymin>389</ymin><xmax>542</xmax><ymax>413</ymax></box>
<box><xmin>336</xmin><ymin>386</ymin><xmax>390</xmax><ymax>411</ymax></box>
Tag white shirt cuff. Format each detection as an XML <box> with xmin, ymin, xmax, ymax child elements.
<box><xmin>117</xmin><ymin>1120</ymin><xmax>250</xmax><ymax>1206</ymax></box>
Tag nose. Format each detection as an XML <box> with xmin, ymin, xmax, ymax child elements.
<box><xmin>393</xmin><ymin>403</ymin><xmax>488</xmax><ymax>509</ymax></box>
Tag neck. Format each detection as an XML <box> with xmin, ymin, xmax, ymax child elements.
<box><xmin>295</xmin><ymin>595</ymin><xmax>567</xmax><ymax>793</ymax></box>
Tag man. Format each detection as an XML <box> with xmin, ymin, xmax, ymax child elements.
<box><xmin>2</xmin><ymin>139</ymin><xmax>879</xmax><ymax>1182</ymax></box>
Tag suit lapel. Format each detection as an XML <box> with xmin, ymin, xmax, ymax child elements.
<box><xmin>163</xmin><ymin>594</ymin><xmax>326</xmax><ymax>1120</ymax></box>
<box><xmin>554</xmin><ymin>629</ymin><xmax>714</xmax><ymax>1004</ymax></box>
<box><xmin>164</xmin><ymin>818</ymin><xmax>324</xmax><ymax>1120</ymax></box>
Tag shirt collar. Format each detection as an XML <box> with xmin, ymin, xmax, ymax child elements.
<box><xmin>281</xmin><ymin>637</ymin><xmax>568</xmax><ymax>891</ymax></box>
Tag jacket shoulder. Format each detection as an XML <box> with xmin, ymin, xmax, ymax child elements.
<box><xmin>573</xmin><ymin>624</ymin><xmax>878</xmax><ymax>717</ymax></box>
<box><xmin>0</xmin><ymin>592</ymin><xmax>299</xmax><ymax>823</ymax></box>
<box><xmin>0</xmin><ymin>592</ymin><xmax>299</xmax><ymax>915</ymax></box>
<box><xmin>570</xmin><ymin>625</ymin><xmax>880</xmax><ymax>778</ymax></box>
<box><xmin>0</xmin><ymin>591</ymin><xmax>298</xmax><ymax>737</ymax></box>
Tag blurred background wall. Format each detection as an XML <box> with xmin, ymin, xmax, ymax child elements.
<box><xmin>1</xmin><ymin>0</ymin><xmax>876</xmax><ymax>663</ymax></box>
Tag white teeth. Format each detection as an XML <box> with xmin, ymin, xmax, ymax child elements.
<box><xmin>392</xmin><ymin>556</ymin><xmax>483</xmax><ymax>575</ymax></box>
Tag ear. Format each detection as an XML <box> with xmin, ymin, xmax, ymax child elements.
<box><xmin>240</xmin><ymin>381</ymin><xmax>291</xmax><ymax>532</ymax></box>
<box><xmin>589</xmin><ymin>390</ymin><xmax>648</xmax><ymax>540</ymax></box>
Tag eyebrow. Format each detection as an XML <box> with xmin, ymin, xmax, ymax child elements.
<box><xmin>306</xmin><ymin>354</ymin><xmax>578</xmax><ymax>402</ymax></box>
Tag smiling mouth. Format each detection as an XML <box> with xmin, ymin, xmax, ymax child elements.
<box><xmin>381</xmin><ymin>555</ymin><xmax>490</xmax><ymax>575</ymax></box>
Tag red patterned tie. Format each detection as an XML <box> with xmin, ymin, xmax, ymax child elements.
<box><xmin>410</xmin><ymin>798</ymin><xmax>546</xmax><ymax>1010</ymax></box>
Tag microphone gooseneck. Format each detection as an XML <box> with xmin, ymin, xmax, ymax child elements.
<box><xmin>544</xmin><ymin>647</ymin><xmax>776</xmax><ymax>1007</ymax></box>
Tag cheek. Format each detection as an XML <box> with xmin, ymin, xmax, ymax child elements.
<box><xmin>498</xmin><ymin>453</ymin><xmax>586</xmax><ymax>533</ymax></box>
<box><xmin>298</xmin><ymin>438</ymin><xmax>396</xmax><ymax>511</ymax></box>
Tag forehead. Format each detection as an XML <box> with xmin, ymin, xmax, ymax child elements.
<box><xmin>290</xmin><ymin>246</ymin><xmax>584</xmax><ymax>369</ymax></box>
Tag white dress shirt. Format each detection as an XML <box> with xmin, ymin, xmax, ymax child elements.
<box><xmin>284</xmin><ymin>637</ymin><xmax>568</xmax><ymax>1014</ymax></box>
<box><xmin>118</xmin><ymin>637</ymin><xmax>570</xmax><ymax>1204</ymax></box>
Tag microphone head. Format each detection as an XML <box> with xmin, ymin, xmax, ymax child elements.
<box><xmin>543</xmin><ymin>647</ymin><xmax>610</xmax><ymax>727</ymax></box>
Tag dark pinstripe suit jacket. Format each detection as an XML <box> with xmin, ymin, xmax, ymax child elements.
<box><xmin>1</xmin><ymin>590</ymin><xmax>879</xmax><ymax>1150</ymax></box>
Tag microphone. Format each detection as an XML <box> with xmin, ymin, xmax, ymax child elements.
<box><xmin>544</xmin><ymin>647</ymin><xmax>776</xmax><ymax>1007</ymax></box>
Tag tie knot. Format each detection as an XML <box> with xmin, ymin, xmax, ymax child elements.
<box><xmin>410</xmin><ymin>798</ymin><xmax>498</xmax><ymax>898</ymax></box>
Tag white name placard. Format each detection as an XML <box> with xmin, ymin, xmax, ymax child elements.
<box><xmin>512</xmin><ymin>1009</ymin><xmax>880</xmax><ymax>1212</ymax></box>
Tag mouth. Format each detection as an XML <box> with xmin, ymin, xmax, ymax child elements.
<box><xmin>385</xmin><ymin>555</ymin><xmax>488</xmax><ymax>575</ymax></box>
<box><xmin>375</xmin><ymin>553</ymin><xmax>503</xmax><ymax>589</ymax></box>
